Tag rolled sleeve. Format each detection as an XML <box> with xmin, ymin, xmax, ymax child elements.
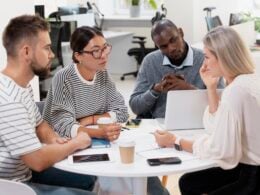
<box><xmin>71</xmin><ymin>124</ymin><xmax>81</xmax><ymax>138</ymax></box>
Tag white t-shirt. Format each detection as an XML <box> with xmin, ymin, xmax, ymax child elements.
<box><xmin>193</xmin><ymin>73</ymin><xmax>260</xmax><ymax>169</ymax></box>
<box><xmin>0</xmin><ymin>73</ymin><xmax>42</xmax><ymax>181</ymax></box>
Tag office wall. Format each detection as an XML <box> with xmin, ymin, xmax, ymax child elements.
<box><xmin>164</xmin><ymin>0</ymin><xmax>252</xmax><ymax>43</ymax></box>
<box><xmin>0</xmin><ymin>0</ymin><xmax>39</xmax><ymax>101</ymax></box>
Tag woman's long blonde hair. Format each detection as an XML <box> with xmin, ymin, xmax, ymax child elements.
<box><xmin>203</xmin><ymin>26</ymin><xmax>255</xmax><ymax>77</ymax></box>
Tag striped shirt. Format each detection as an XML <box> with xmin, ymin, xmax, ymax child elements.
<box><xmin>43</xmin><ymin>64</ymin><xmax>128</xmax><ymax>138</ymax></box>
<box><xmin>0</xmin><ymin>73</ymin><xmax>42</xmax><ymax>182</ymax></box>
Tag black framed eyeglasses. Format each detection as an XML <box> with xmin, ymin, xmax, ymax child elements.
<box><xmin>79</xmin><ymin>44</ymin><xmax>112</xmax><ymax>59</ymax></box>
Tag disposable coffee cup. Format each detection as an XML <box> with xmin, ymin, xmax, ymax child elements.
<box><xmin>97</xmin><ymin>117</ymin><xmax>113</xmax><ymax>128</ymax></box>
<box><xmin>118</xmin><ymin>140</ymin><xmax>135</xmax><ymax>164</ymax></box>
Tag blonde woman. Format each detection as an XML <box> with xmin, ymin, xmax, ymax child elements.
<box><xmin>154</xmin><ymin>26</ymin><xmax>260</xmax><ymax>194</ymax></box>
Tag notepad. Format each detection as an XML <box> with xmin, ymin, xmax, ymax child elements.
<box><xmin>91</xmin><ymin>138</ymin><xmax>111</xmax><ymax>148</ymax></box>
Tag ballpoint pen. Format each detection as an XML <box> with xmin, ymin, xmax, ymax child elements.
<box><xmin>121</xmin><ymin>126</ymin><xmax>130</xmax><ymax>130</ymax></box>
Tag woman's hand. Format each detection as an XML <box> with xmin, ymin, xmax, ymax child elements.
<box><xmin>78</xmin><ymin>116</ymin><xmax>93</xmax><ymax>126</ymax></box>
<box><xmin>100</xmin><ymin>123</ymin><xmax>121</xmax><ymax>141</ymax></box>
<box><xmin>200</xmin><ymin>63</ymin><xmax>219</xmax><ymax>89</ymax></box>
<box><xmin>153</xmin><ymin>130</ymin><xmax>176</xmax><ymax>148</ymax></box>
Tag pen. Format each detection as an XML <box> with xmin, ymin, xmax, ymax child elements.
<box><xmin>121</xmin><ymin>126</ymin><xmax>130</xmax><ymax>130</ymax></box>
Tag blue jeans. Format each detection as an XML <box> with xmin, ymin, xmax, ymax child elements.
<box><xmin>28</xmin><ymin>167</ymin><xmax>96</xmax><ymax>195</ymax></box>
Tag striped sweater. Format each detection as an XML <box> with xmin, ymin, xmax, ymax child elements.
<box><xmin>43</xmin><ymin>64</ymin><xmax>128</xmax><ymax>138</ymax></box>
<box><xmin>0</xmin><ymin>73</ymin><xmax>42</xmax><ymax>182</ymax></box>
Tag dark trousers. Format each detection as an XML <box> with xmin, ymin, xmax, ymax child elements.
<box><xmin>30</xmin><ymin>167</ymin><xmax>96</xmax><ymax>191</ymax></box>
<box><xmin>179</xmin><ymin>163</ymin><xmax>260</xmax><ymax>195</ymax></box>
<box><xmin>148</xmin><ymin>177</ymin><xmax>169</xmax><ymax>195</ymax></box>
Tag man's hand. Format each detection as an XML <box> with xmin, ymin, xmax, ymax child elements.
<box><xmin>162</xmin><ymin>74</ymin><xmax>195</xmax><ymax>91</ymax></box>
<box><xmin>73</xmin><ymin>131</ymin><xmax>92</xmax><ymax>150</ymax></box>
<box><xmin>50</xmin><ymin>135</ymin><xmax>70</xmax><ymax>144</ymax></box>
<box><xmin>100</xmin><ymin>123</ymin><xmax>121</xmax><ymax>141</ymax></box>
<box><xmin>153</xmin><ymin>130</ymin><xmax>176</xmax><ymax>148</ymax></box>
<box><xmin>153</xmin><ymin>74</ymin><xmax>195</xmax><ymax>93</ymax></box>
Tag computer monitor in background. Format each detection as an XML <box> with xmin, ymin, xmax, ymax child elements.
<box><xmin>229</xmin><ymin>13</ymin><xmax>244</xmax><ymax>26</ymax></box>
<box><xmin>58</xmin><ymin>6</ymin><xmax>80</xmax><ymax>16</ymax></box>
<box><xmin>58</xmin><ymin>5</ymin><xmax>87</xmax><ymax>16</ymax></box>
<box><xmin>35</xmin><ymin>5</ymin><xmax>45</xmax><ymax>18</ymax></box>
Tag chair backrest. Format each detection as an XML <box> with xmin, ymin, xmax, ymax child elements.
<box><xmin>205</xmin><ymin>15</ymin><xmax>222</xmax><ymax>31</ymax></box>
<box><xmin>0</xmin><ymin>179</ymin><xmax>36</xmax><ymax>195</ymax></box>
<box><xmin>36</xmin><ymin>101</ymin><xmax>45</xmax><ymax>114</ymax></box>
<box><xmin>49</xmin><ymin>21</ymin><xmax>64</xmax><ymax>70</ymax></box>
<box><xmin>203</xmin><ymin>7</ymin><xmax>222</xmax><ymax>31</ymax></box>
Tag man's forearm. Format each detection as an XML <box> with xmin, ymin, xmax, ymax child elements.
<box><xmin>36</xmin><ymin>121</ymin><xmax>59</xmax><ymax>144</ymax></box>
<box><xmin>22</xmin><ymin>139</ymin><xmax>85</xmax><ymax>172</ymax></box>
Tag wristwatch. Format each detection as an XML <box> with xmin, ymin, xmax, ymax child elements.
<box><xmin>174</xmin><ymin>137</ymin><xmax>182</xmax><ymax>151</ymax></box>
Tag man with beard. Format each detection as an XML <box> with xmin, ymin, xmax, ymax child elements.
<box><xmin>130</xmin><ymin>19</ymin><xmax>224</xmax><ymax>119</ymax></box>
<box><xmin>0</xmin><ymin>15</ymin><xmax>96</xmax><ymax>195</ymax></box>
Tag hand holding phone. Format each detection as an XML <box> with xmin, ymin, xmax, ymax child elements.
<box><xmin>147</xmin><ymin>157</ymin><xmax>181</xmax><ymax>166</ymax></box>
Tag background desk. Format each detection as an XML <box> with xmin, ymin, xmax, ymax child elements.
<box><xmin>251</xmin><ymin>50</ymin><xmax>260</xmax><ymax>74</ymax></box>
<box><xmin>103</xmin><ymin>15</ymin><xmax>152</xmax><ymax>29</ymax></box>
<box><xmin>62</xmin><ymin>31</ymin><xmax>136</xmax><ymax>75</ymax></box>
<box><xmin>54</xmin><ymin>119</ymin><xmax>216</xmax><ymax>195</ymax></box>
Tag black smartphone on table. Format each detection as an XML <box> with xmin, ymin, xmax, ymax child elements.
<box><xmin>147</xmin><ymin>157</ymin><xmax>182</xmax><ymax>166</ymax></box>
<box><xmin>73</xmin><ymin>153</ymin><xmax>109</xmax><ymax>163</ymax></box>
<box><xmin>126</xmin><ymin>119</ymin><xmax>142</xmax><ymax>127</ymax></box>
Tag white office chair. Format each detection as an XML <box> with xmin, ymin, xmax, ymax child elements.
<box><xmin>0</xmin><ymin>179</ymin><xmax>37</xmax><ymax>195</ymax></box>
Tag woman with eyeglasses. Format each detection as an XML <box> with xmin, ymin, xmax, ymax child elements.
<box><xmin>43</xmin><ymin>26</ymin><xmax>128</xmax><ymax>141</ymax></box>
<box><xmin>43</xmin><ymin>26</ymin><xmax>168</xmax><ymax>195</ymax></box>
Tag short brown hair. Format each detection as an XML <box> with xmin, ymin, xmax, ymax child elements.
<box><xmin>2</xmin><ymin>14</ymin><xmax>49</xmax><ymax>57</ymax></box>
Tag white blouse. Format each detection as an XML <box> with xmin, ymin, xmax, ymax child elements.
<box><xmin>193</xmin><ymin>73</ymin><xmax>260</xmax><ymax>169</ymax></box>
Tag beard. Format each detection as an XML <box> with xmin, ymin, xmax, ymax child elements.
<box><xmin>30</xmin><ymin>59</ymin><xmax>51</xmax><ymax>79</ymax></box>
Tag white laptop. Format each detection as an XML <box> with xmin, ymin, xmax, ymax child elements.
<box><xmin>164</xmin><ymin>90</ymin><xmax>222</xmax><ymax>130</ymax></box>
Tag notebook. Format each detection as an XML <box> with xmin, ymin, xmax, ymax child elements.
<box><xmin>164</xmin><ymin>90</ymin><xmax>222</xmax><ymax>130</ymax></box>
<box><xmin>91</xmin><ymin>138</ymin><xmax>111</xmax><ymax>148</ymax></box>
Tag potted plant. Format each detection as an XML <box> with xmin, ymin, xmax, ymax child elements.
<box><xmin>127</xmin><ymin>0</ymin><xmax>157</xmax><ymax>17</ymax></box>
<box><xmin>253</xmin><ymin>17</ymin><xmax>260</xmax><ymax>44</ymax></box>
<box><xmin>239</xmin><ymin>12</ymin><xmax>260</xmax><ymax>44</ymax></box>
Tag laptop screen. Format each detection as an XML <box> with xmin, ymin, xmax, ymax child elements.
<box><xmin>164</xmin><ymin>90</ymin><xmax>222</xmax><ymax>130</ymax></box>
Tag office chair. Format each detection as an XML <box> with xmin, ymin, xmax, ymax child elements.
<box><xmin>48</xmin><ymin>11</ymin><xmax>61</xmax><ymax>21</ymax></box>
<box><xmin>36</xmin><ymin>101</ymin><xmax>45</xmax><ymax>115</ymax></box>
<box><xmin>203</xmin><ymin>7</ymin><xmax>222</xmax><ymax>31</ymax></box>
<box><xmin>0</xmin><ymin>179</ymin><xmax>36</xmax><ymax>195</ymax></box>
<box><xmin>39</xmin><ymin>21</ymin><xmax>64</xmax><ymax>100</ymax></box>
<box><xmin>120</xmin><ymin>4</ymin><xmax>167</xmax><ymax>81</ymax></box>
<box><xmin>120</xmin><ymin>36</ymin><xmax>156</xmax><ymax>80</ymax></box>
<box><xmin>49</xmin><ymin>21</ymin><xmax>64</xmax><ymax>70</ymax></box>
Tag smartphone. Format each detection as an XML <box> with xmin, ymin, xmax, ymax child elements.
<box><xmin>147</xmin><ymin>157</ymin><xmax>181</xmax><ymax>166</ymax></box>
<box><xmin>126</xmin><ymin>119</ymin><xmax>142</xmax><ymax>127</ymax></box>
<box><xmin>73</xmin><ymin>153</ymin><xmax>109</xmax><ymax>163</ymax></box>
